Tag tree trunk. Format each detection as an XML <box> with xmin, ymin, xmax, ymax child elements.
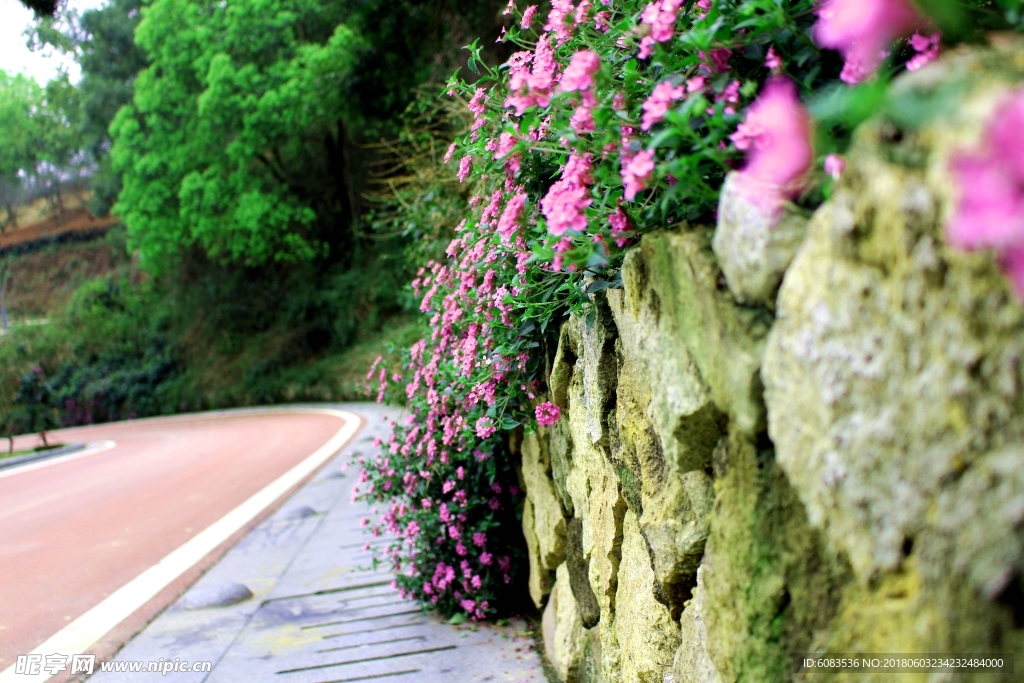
<box><xmin>0</xmin><ymin>263</ymin><xmax>8</xmax><ymax>333</ymax></box>
<box><xmin>39</xmin><ymin>431</ymin><xmax>48</xmax><ymax>448</ymax></box>
<box><xmin>0</xmin><ymin>266</ymin><xmax>8</xmax><ymax>333</ymax></box>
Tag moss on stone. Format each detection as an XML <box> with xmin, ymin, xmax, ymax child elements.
<box><xmin>702</xmin><ymin>429</ymin><xmax>850</xmax><ymax>683</ymax></box>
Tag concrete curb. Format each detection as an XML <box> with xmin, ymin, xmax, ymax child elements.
<box><xmin>0</xmin><ymin>442</ymin><xmax>86</xmax><ymax>471</ymax></box>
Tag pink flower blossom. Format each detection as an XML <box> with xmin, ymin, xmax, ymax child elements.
<box><xmin>641</xmin><ymin>81</ymin><xmax>685</xmax><ymax>130</ymax></box>
<box><xmin>473</xmin><ymin>531</ymin><xmax>487</xmax><ymax>546</ymax></box>
<box><xmin>765</xmin><ymin>45</ymin><xmax>782</xmax><ymax>71</ymax></box>
<box><xmin>542</xmin><ymin>183</ymin><xmax>592</xmax><ymax>235</ymax></box>
<box><xmin>468</xmin><ymin>87</ymin><xmax>487</xmax><ymax>116</ymax></box>
<box><xmin>701</xmin><ymin>48</ymin><xmax>732</xmax><ymax>74</ymax></box>
<box><xmin>541</xmin><ymin>153</ymin><xmax>594</xmax><ymax>235</ymax></box>
<box><xmin>622</xmin><ymin>150</ymin><xmax>655</xmax><ymax>201</ymax></box>
<box><xmin>609</xmin><ymin>207</ymin><xmax>631</xmax><ymax>247</ymax></box>
<box><xmin>730</xmin><ymin>78</ymin><xmax>812</xmax><ymax>206</ymax></box>
<box><xmin>505</xmin><ymin>37</ymin><xmax>558</xmax><ymax>114</ymax></box>
<box><xmin>458</xmin><ymin>156</ymin><xmax>472</xmax><ymax>183</ymax></box>
<box><xmin>948</xmin><ymin>90</ymin><xmax>1024</xmax><ymax>298</ymax></box>
<box><xmin>561</xmin><ymin>51</ymin><xmax>601</xmax><ymax>92</ymax></box>
<box><xmin>444</xmin><ymin>143</ymin><xmax>457</xmax><ymax>164</ymax></box>
<box><xmin>535</xmin><ymin>401</ymin><xmax>561</xmax><ymax>426</ymax></box>
<box><xmin>813</xmin><ymin>0</ymin><xmax>923</xmax><ymax>84</ymax></box>
<box><xmin>480</xmin><ymin>552</ymin><xmax>493</xmax><ymax>565</ymax></box>
<box><xmin>521</xmin><ymin>4</ymin><xmax>537</xmax><ymax>28</ymax></box>
<box><xmin>637</xmin><ymin>0</ymin><xmax>684</xmax><ymax>59</ymax></box>
<box><xmin>824</xmin><ymin>154</ymin><xmax>846</xmax><ymax>180</ymax></box>
<box><xmin>570</xmin><ymin>103</ymin><xmax>595</xmax><ymax>133</ymax></box>
<box><xmin>593</xmin><ymin>11</ymin><xmax>610</xmax><ymax>32</ymax></box>
<box><xmin>475</xmin><ymin>417</ymin><xmax>497</xmax><ymax>438</ymax></box>
<box><xmin>906</xmin><ymin>31</ymin><xmax>940</xmax><ymax>72</ymax></box>
<box><xmin>545</xmin><ymin>0</ymin><xmax>577</xmax><ymax>44</ymax></box>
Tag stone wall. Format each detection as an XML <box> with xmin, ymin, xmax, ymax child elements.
<box><xmin>521</xmin><ymin>43</ymin><xmax>1024</xmax><ymax>683</ymax></box>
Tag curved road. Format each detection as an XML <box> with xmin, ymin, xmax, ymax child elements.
<box><xmin>0</xmin><ymin>409</ymin><xmax>361</xmax><ymax>675</ymax></box>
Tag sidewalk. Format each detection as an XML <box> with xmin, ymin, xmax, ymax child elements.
<box><xmin>88</xmin><ymin>403</ymin><xmax>547</xmax><ymax>683</ymax></box>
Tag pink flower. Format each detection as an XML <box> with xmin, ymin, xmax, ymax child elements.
<box><xmin>545</xmin><ymin>0</ymin><xmax>576</xmax><ymax>44</ymax></box>
<box><xmin>468</xmin><ymin>87</ymin><xmax>487</xmax><ymax>116</ymax></box>
<box><xmin>609</xmin><ymin>207</ymin><xmax>631</xmax><ymax>247</ymax></box>
<box><xmin>444</xmin><ymin>143</ymin><xmax>457</xmax><ymax>164</ymax></box>
<box><xmin>521</xmin><ymin>4</ymin><xmax>537</xmax><ymax>28</ymax></box>
<box><xmin>480</xmin><ymin>552</ymin><xmax>493</xmax><ymax>565</ymax></box>
<box><xmin>535</xmin><ymin>401</ymin><xmax>561</xmax><ymax>426</ymax></box>
<box><xmin>504</xmin><ymin>36</ymin><xmax>558</xmax><ymax>114</ymax></box>
<box><xmin>765</xmin><ymin>45</ymin><xmax>782</xmax><ymax>71</ymax></box>
<box><xmin>570</xmin><ymin>103</ymin><xmax>595</xmax><ymax>133</ymax></box>
<box><xmin>622</xmin><ymin>150</ymin><xmax>655</xmax><ymax>201</ymax></box>
<box><xmin>637</xmin><ymin>0</ymin><xmax>684</xmax><ymax>59</ymax></box>
<box><xmin>701</xmin><ymin>48</ymin><xmax>732</xmax><ymax>74</ymax></box>
<box><xmin>824</xmin><ymin>154</ymin><xmax>846</xmax><ymax>180</ymax></box>
<box><xmin>458</xmin><ymin>156</ymin><xmax>472</xmax><ymax>183</ymax></box>
<box><xmin>473</xmin><ymin>531</ymin><xmax>487</xmax><ymax>546</ymax></box>
<box><xmin>947</xmin><ymin>90</ymin><xmax>1024</xmax><ymax>298</ymax></box>
<box><xmin>475</xmin><ymin>417</ymin><xmax>497</xmax><ymax>438</ymax></box>
<box><xmin>561</xmin><ymin>51</ymin><xmax>601</xmax><ymax>92</ymax></box>
<box><xmin>730</xmin><ymin>78</ymin><xmax>812</xmax><ymax>206</ymax></box>
<box><xmin>813</xmin><ymin>0</ymin><xmax>923</xmax><ymax>84</ymax></box>
<box><xmin>641</xmin><ymin>81</ymin><xmax>685</xmax><ymax>130</ymax></box>
<box><xmin>541</xmin><ymin>153</ymin><xmax>594</xmax><ymax>235</ymax></box>
<box><xmin>542</xmin><ymin>183</ymin><xmax>592</xmax><ymax>235</ymax></box>
<box><xmin>906</xmin><ymin>31</ymin><xmax>940</xmax><ymax>72</ymax></box>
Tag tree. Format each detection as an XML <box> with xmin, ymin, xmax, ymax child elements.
<box><xmin>33</xmin><ymin>72</ymin><xmax>86</xmax><ymax>216</ymax></box>
<box><xmin>29</xmin><ymin>0</ymin><xmax>148</xmax><ymax>215</ymax></box>
<box><xmin>110</xmin><ymin>0</ymin><xmax>364</xmax><ymax>272</ymax></box>
<box><xmin>110</xmin><ymin>0</ymin><xmax>506</xmax><ymax>273</ymax></box>
<box><xmin>0</xmin><ymin>71</ymin><xmax>43</xmax><ymax>231</ymax></box>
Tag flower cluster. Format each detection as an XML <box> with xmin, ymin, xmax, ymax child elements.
<box><xmin>359</xmin><ymin>0</ymin><xmax>966</xmax><ymax>621</ymax></box>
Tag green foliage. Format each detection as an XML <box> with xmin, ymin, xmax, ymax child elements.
<box><xmin>110</xmin><ymin>0</ymin><xmax>363</xmax><ymax>270</ymax></box>
<box><xmin>0</xmin><ymin>72</ymin><xmax>43</xmax><ymax>224</ymax></box>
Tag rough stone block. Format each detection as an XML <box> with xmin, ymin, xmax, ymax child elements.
<box><xmin>672</xmin><ymin>566</ymin><xmax>719</xmax><ymax>683</ymax></box>
<box><xmin>609</xmin><ymin>230</ymin><xmax>770</xmax><ymax>436</ymax></box>
<box><xmin>521</xmin><ymin>431</ymin><xmax>567</xmax><ymax>572</ymax></box>
<box><xmin>523</xmin><ymin>497</ymin><xmax>554</xmax><ymax>609</ymax></box>
<box><xmin>615</xmin><ymin>510</ymin><xmax>681</xmax><ymax>683</ymax></box>
<box><xmin>712</xmin><ymin>172</ymin><xmax>808</xmax><ymax>307</ymax></box>
<box><xmin>762</xmin><ymin>45</ymin><xmax>1024</xmax><ymax>585</ymax></box>
<box><xmin>544</xmin><ymin>563</ymin><xmax>586</xmax><ymax>683</ymax></box>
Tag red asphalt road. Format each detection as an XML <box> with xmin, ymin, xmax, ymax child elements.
<box><xmin>0</xmin><ymin>411</ymin><xmax>356</xmax><ymax>671</ymax></box>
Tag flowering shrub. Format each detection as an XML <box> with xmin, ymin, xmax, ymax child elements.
<box><xmin>357</xmin><ymin>0</ymin><xmax>1017</xmax><ymax>620</ymax></box>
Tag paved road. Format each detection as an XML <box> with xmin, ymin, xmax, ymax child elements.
<box><xmin>0</xmin><ymin>410</ymin><xmax>359</xmax><ymax>675</ymax></box>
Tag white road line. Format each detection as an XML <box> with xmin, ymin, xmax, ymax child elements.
<box><xmin>0</xmin><ymin>408</ymin><xmax>362</xmax><ymax>683</ymax></box>
<box><xmin>0</xmin><ymin>441</ymin><xmax>117</xmax><ymax>480</ymax></box>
